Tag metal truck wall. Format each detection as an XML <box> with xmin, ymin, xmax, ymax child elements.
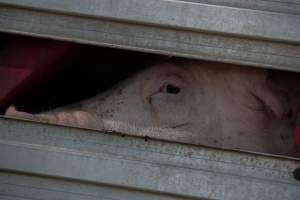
<box><xmin>0</xmin><ymin>117</ymin><xmax>300</xmax><ymax>200</ymax></box>
<box><xmin>0</xmin><ymin>0</ymin><xmax>299</xmax><ymax>71</ymax></box>
<box><xmin>1</xmin><ymin>1</ymin><xmax>300</xmax><ymax>199</ymax></box>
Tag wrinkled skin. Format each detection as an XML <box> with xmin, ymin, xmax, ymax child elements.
<box><xmin>6</xmin><ymin>59</ymin><xmax>299</xmax><ymax>156</ymax></box>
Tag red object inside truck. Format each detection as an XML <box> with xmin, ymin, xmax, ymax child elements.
<box><xmin>0</xmin><ymin>36</ymin><xmax>79</xmax><ymax>109</ymax></box>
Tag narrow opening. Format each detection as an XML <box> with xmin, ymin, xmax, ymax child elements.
<box><xmin>0</xmin><ymin>33</ymin><xmax>167</xmax><ymax>113</ymax></box>
<box><xmin>1</xmin><ymin>33</ymin><xmax>299</xmax><ymax>158</ymax></box>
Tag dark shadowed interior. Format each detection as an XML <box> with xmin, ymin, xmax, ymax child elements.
<box><xmin>0</xmin><ymin>33</ymin><xmax>167</xmax><ymax>114</ymax></box>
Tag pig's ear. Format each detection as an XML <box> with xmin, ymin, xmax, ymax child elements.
<box><xmin>255</xmin><ymin>83</ymin><xmax>288</xmax><ymax>119</ymax></box>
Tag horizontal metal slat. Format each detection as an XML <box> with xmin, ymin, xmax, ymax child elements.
<box><xmin>0</xmin><ymin>172</ymin><xmax>187</xmax><ymax>200</ymax></box>
<box><xmin>0</xmin><ymin>0</ymin><xmax>299</xmax><ymax>72</ymax></box>
<box><xmin>0</xmin><ymin>117</ymin><xmax>299</xmax><ymax>200</ymax></box>
<box><xmin>0</xmin><ymin>6</ymin><xmax>299</xmax><ymax>72</ymax></box>
<box><xmin>0</xmin><ymin>0</ymin><xmax>299</xmax><ymax>43</ymax></box>
<box><xmin>185</xmin><ymin>0</ymin><xmax>300</xmax><ymax>15</ymax></box>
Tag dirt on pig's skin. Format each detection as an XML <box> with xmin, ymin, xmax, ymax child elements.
<box><xmin>6</xmin><ymin>58</ymin><xmax>300</xmax><ymax>156</ymax></box>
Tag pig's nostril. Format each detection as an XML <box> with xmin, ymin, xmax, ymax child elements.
<box><xmin>166</xmin><ymin>84</ymin><xmax>181</xmax><ymax>94</ymax></box>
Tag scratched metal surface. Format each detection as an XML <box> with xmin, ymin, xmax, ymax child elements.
<box><xmin>184</xmin><ymin>0</ymin><xmax>300</xmax><ymax>15</ymax></box>
<box><xmin>0</xmin><ymin>0</ymin><xmax>299</xmax><ymax>71</ymax></box>
<box><xmin>0</xmin><ymin>117</ymin><xmax>299</xmax><ymax>200</ymax></box>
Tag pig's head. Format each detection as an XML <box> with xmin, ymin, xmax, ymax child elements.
<box><xmin>6</xmin><ymin>59</ymin><xmax>295</xmax><ymax>156</ymax></box>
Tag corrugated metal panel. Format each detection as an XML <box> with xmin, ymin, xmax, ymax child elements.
<box><xmin>0</xmin><ymin>0</ymin><xmax>299</xmax><ymax>71</ymax></box>
<box><xmin>1</xmin><ymin>1</ymin><xmax>300</xmax><ymax>199</ymax></box>
<box><xmin>0</xmin><ymin>117</ymin><xmax>299</xmax><ymax>200</ymax></box>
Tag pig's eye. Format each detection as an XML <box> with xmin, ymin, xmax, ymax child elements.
<box><xmin>163</xmin><ymin>83</ymin><xmax>181</xmax><ymax>94</ymax></box>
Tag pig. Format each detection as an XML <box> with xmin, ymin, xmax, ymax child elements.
<box><xmin>5</xmin><ymin>58</ymin><xmax>298</xmax><ymax>156</ymax></box>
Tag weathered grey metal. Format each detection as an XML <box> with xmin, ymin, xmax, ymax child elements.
<box><xmin>0</xmin><ymin>117</ymin><xmax>299</xmax><ymax>200</ymax></box>
<box><xmin>0</xmin><ymin>0</ymin><xmax>299</xmax><ymax>71</ymax></box>
<box><xmin>0</xmin><ymin>172</ymin><xmax>191</xmax><ymax>200</ymax></box>
<box><xmin>185</xmin><ymin>0</ymin><xmax>300</xmax><ymax>15</ymax></box>
<box><xmin>0</xmin><ymin>0</ymin><xmax>299</xmax><ymax>42</ymax></box>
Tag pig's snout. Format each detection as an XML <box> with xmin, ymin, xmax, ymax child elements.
<box><xmin>5</xmin><ymin>105</ymin><xmax>100</xmax><ymax>129</ymax></box>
